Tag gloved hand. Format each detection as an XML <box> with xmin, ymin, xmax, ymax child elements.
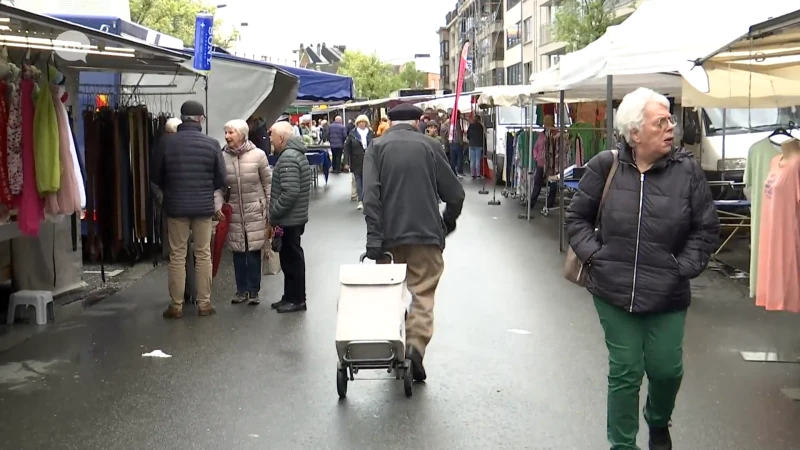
<box><xmin>443</xmin><ymin>215</ymin><xmax>456</xmax><ymax>236</ymax></box>
<box><xmin>365</xmin><ymin>246</ymin><xmax>384</xmax><ymax>261</ymax></box>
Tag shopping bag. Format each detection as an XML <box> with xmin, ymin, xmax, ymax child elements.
<box><xmin>263</xmin><ymin>241</ymin><xmax>281</xmax><ymax>275</ymax></box>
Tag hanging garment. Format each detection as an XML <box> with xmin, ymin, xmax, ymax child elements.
<box><xmin>7</xmin><ymin>78</ymin><xmax>22</xmax><ymax>195</ymax></box>
<box><xmin>33</xmin><ymin>78</ymin><xmax>61</xmax><ymax>194</ymax></box>
<box><xmin>755</xmin><ymin>151</ymin><xmax>800</xmax><ymax>313</ymax></box>
<box><xmin>17</xmin><ymin>78</ymin><xmax>44</xmax><ymax>236</ymax></box>
<box><xmin>0</xmin><ymin>81</ymin><xmax>12</xmax><ymax>205</ymax></box>
<box><xmin>59</xmin><ymin>91</ymin><xmax>86</xmax><ymax>209</ymax></box>
<box><xmin>44</xmin><ymin>85</ymin><xmax>81</xmax><ymax>215</ymax></box>
<box><xmin>744</xmin><ymin>138</ymin><xmax>781</xmax><ymax>298</ymax></box>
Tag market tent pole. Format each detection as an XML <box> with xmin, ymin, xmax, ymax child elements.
<box><xmin>606</xmin><ymin>76</ymin><xmax>613</xmax><ymax>146</ymax></box>
<box><xmin>558</xmin><ymin>90</ymin><xmax>567</xmax><ymax>253</ymax></box>
<box><xmin>526</xmin><ymin>100</ymin><xmax>534</xmax><ymax>222</ymax></box>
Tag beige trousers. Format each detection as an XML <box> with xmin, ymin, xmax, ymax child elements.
<box><xmin>383</xmin><ymin>244</ymin><xmax>444</xmax><ymax>357</ymax></box>
<box><xmin>167</xmin><ymin>217</ymin><xmax>213</xmax><ymax>307</ymax></box>
<box><xmin>351</xmin><ymin>173</ymin><xmax>357</xmax><ymax>201</ymax></box>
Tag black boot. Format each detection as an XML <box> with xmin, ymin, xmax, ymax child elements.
<box><xmin>648</xmin><ymin>425</ymin><xmax>672</xmax><ymax>450</ymax></box>
<box><xmin>277</xmin><ymin>302</ymin><xmax>307</xmax><ymax>313</ymax></box>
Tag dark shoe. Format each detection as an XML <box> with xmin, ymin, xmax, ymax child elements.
<box><xmin>270</xmin><ymin>299</ymin><xmax>288</xmax><ymax>309</ymax></box>
<box><xmin>406</xmin><ymin>346</ymin><xmax>427</xmax><ymax>382</ymax></box>
<box><xmin>162</xmin><ymin>305</ymin><xmax>183</xmax><ymax>319</ymax></box>
<box><xmin>197</xmin><ymin>304</ymin><xmax>217</xmax><ymax>316</ymax></box>
<box><xmin>248</xmin><ymin>293</ymin><xmax>260</xmax><ymax>305</ymax></box>
<box><xmin>276</xmin><ymin>302</ymin><xmax>307</xmax><ymax>313</ymax></box>
<box><xmin>231</xmin><ymin>292</ymin><xmax>247</xmax><ymax>304</ymax></box>
<box><xmin>648</xmin><ymin>425</ymin><xmax>672</xmax><ymax>450</ymax></box>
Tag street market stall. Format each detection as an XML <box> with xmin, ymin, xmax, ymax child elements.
<box><xmin>676</xmin><ymin>10</ymin><xmax>800</xmax><ymax>400</ymax></box>
<box><xmin>0</xmin><ymin>4</ymin><xmax>198</xmax><ymax>304</ymax></box>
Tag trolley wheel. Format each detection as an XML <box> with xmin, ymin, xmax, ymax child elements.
<box><xmin>403</xmin><ymin>359</ymin><xmax>413</xmax><ymax>398</ymax></box>
<box><xmin>337</xmin><ymin>364</ymin><xmax>348</xmax><ymax>399</ymax></box>
<box><xmin>541</xmin><ymin>208</ymin><xmax>550</xmax><ymax>217</ymax></box>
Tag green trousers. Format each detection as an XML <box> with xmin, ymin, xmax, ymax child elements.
<box><xmin>593</xmin><ymin>297</ymin><xmax>687</xmax><ymax>450</ymax></box>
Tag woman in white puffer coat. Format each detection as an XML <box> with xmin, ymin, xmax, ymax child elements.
<box><xmin>215</xmin><ymin>119</ymin><xmax>272</xmax><ymax>305</ymax></box>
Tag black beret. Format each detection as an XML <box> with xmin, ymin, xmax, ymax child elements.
<box><xmin>180</xmin><ymin>100</ymin><xmax>205</xmax><ymax>116</ymax></box>
<box><xmin>387</xmin><ymin>103</ymin><xmax>424</xmax><ymax>121</ymax></box>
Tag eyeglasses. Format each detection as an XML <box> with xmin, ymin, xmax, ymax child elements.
<box><xmin>657</xmin><ymin>115</ymin><xmax>678</xmax><ymax>129</ymax></box>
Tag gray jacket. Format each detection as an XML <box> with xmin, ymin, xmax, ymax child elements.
<box><xmin>269</xmin><ymin>137</ymin><xmax>312</xmax><ymax>227</ymax></box>
<box><xmin>363</xmin><ymin>123</ymin><xmax>465</xmax><ymax>250</ymax></box>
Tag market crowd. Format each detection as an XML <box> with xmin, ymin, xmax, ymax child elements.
<box><xmin>149</xmin><ymin>87</ymin><xmax>722</xmax><ymax>450</ymax></box>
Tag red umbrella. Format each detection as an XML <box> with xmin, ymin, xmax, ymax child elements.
<box><xmin>212</xmin><ymin>202</ymin><xmax>232</xmax><ymax>278</ymax></box>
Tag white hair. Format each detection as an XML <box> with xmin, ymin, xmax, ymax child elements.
<box><xmin>165</xmin><ymin>117</ymin><xmax>182</xmax><ymax>133</ymax></box>
<box><xmin>224</xmin><ymin>119</ymin><xmax>249</xmax><ymax>140</ymax></box>
<box><xmin>615</xmin><ymin>87</ymin><xmax>670</xmax><ymax>143</ymax></box>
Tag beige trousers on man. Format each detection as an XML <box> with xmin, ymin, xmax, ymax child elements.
<box><xmin>385</xmin><ymin>244</ymin><xmax>445</xmax><ymax>357</ymax></box>
<box><xmin>350</xmin><ymin>173</ymin><xmax>357</xmax><ymax>201</ymax></box>
<box><xmin>167</xmin><ymin>217</ymin><xmax>213</xmax><ymax>307</ymax></box>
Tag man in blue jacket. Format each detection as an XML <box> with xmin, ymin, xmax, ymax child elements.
<box><xmin>151</xmin><ymin>100</ymin><xmax>226</xmax><ymax>319</ymax></box>
<box><xmin>327</xmin><ymin>116</ymin><xmax>348</xmax><ymax>173</ymax></box>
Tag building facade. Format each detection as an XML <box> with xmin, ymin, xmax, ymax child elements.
<box><xmin>295</xmin><ymin>43</ymin><xmax>346</xmax><ymax>74</ymax></box>
<box><xmin>439</xmin><ymin>0</ymin><xmax>643</xmax><ymax>89</ymax></box>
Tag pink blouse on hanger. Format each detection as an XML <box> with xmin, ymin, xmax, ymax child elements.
<box><xmin>755</xmin><ymin>154</ymin><xmax>800</xmax><ymax>313</ymax></box>
<box><xmin>16</xmin><ymin>77</ymin><xmax>43</xmax><ymax>236</ymax></box>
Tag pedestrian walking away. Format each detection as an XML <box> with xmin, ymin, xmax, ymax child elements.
<box><xmin>268</xmin><ymin>121</ymin><xmax>312</xmax><ymax>314</ymax></box>
<box><xmin>466</xmin><ymin>115</ymin><xmax>484</xmax><ymax>178</ymax></box>
<box><xmin>215</xmin><ymin>119</ymin><xmax>273</xmax><ymax>306</ymax></box>
<box><xmin>344</xmin><ymin>114</ymin><xmax>374</xmax><ymax>211</ymax></box>
<box><xmin>150</xmin><ymin>100</ymin><xmax>226</xmax><ymax>319</ymax></box>
<box><xmin>362</xmin><ymin>103</ymin><xmax>465</xmax><ymax>382</ymax></box>
<box><xmin>565</xmin><ymin>87</ymin><xmax>719</xmax><ymax>450</ymax></box>
<box><xmin>327</xmin><ymin>116</ymin><xmax>347</xmax><ymax>173</ymax></box>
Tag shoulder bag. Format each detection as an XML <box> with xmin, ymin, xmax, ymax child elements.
<box><xmin>563</xmin><ymin>149</ymin><xmax>619</xmax><ymax>286</ymax></box>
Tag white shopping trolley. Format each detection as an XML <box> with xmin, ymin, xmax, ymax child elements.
<box><xmin>335</xmin><ymin>252</ymin><xmax>413</xmax><ymax>399</ymax></box>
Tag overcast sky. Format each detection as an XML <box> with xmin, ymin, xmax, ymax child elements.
<box><xmin>215</xmin><ymin>0</ymin><xmax>453</xmax><ymax>73</ymax></box>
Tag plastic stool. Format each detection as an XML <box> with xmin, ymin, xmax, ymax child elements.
<box><xmin>7</xmin><ymin>290</ymin><xmax>54</xmax><ymax>325</ymax></box>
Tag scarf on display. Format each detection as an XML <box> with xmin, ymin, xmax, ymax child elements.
<box><xmin>224</xmin><ymin>140</ymin><xmax>256</xmax><ymax>155</ymax></box>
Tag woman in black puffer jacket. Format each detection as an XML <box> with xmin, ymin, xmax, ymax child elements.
<box><xmin>565</xmin><ymin>87</ymin><xmax>719</xmax><ymax>450</ymax></box>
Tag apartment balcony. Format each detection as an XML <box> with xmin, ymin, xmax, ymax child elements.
<box><xmin>539</xmin><ymin>23</ymin><xmax>567</xmax><ymax>55</ymax></box>
<box><xmin>492</xmin><ymin>33</ymin><xmax>504</xmax><ymax>61</ymax></box>
<box><xmin>540</xmin><ymin>23</ymin><xmax>553</xmax><ymax>45</ymax></box>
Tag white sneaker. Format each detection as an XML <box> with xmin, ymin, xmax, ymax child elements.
<box><xmin>357</xmin><ymin>202</ymin><xmax>363</xmax><ymax>210</ymax></box>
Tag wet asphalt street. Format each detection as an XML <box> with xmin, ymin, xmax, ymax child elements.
<box><xmin>0</xmin><ymin>175</ymin><xmax>799</xmax><ymax>450</ymax></box>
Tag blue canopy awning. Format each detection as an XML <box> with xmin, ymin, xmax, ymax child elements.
<box><xmin>276</xmin><ymin>65</ymin><xmax>355</xmax><ymax>103</ymax></box>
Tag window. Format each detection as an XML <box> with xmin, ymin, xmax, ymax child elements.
<box><xmin>440</xmin><ymin>40</ymin><xmax>450</xmax><ymax>59</ymax></box>
<box><xmin>506</xmin><ymin>63</ymin><xmax>522</xmax><ymax>85</ymax></box>
<box><xmin>523</xmin><ymin>18</ymin><xmax>532</xmax><ymax>43</ymax></box>
<box><xmin>506</xmin><ymin>21</ymin><xmax>521</xmax><ymax>48</ymax></box>
<box><xmin>704</xmin><ymin>108</ymin><xmax>800</xmax><ymax>135</ymax></box>
<box><xmin>507</xmin><ymin>0</ymin><xmax>520</xmax><ymax>10</ymax></box>
<box><xmin>524</xmin><ymin>62</ymin><xmax>532</xmax><ymax>83</ymax></box>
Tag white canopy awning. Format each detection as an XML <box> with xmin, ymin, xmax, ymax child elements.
<box><xmin>530</xmin><ymin>0</ymin><xmax>798</xmax><ymax>100</ymax></box>
<box><xmin>680</xmin><ymin>9</ymin><xmax>800</xmax><ymax>108</ymax></box>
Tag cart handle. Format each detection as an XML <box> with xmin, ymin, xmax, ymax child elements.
<box><xmin>359</xmin><ymin>252</ymin><xmax>394</xmax><ymax>264</ymax></box>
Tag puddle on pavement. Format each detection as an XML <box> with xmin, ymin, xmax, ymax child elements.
<box><xmin>0</xmin><ymin>359</ymin><xmax>65</xmax><ymax>392</ymax></box>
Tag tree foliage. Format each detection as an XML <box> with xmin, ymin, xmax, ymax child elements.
<box><xmin>395</xmin><ymin>62</ymin><xmax>427</xmax><ymax>89</ymax></box>
<box><xmin>553</xmin><ymin>0</ymin><xmax>630</xmax><ymax>52</ymax></box>
<box><xmin>129</xmin><ymin>0</ymin><xmax>240</xmax><ymax>49</ymax></box>
<box><xmin>337</xmin><ymin>51</ymin><xmax>429</xmax><ymax>99</ymax></box>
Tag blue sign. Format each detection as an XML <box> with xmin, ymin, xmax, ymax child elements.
<box><xmin>193</xmin><ymin>13</ymin><xmax>214</xmax><ymax>72</ymax></box>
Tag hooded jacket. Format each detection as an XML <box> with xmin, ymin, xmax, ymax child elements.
<box><xmin>565</xmin><ymin>143</ymin><xmax>720</xmax><ymax>314</ymax></box>
<box><xmin>269</xmin><ymin>137</ymin><xmax>312</xmax><ymax>227</ymax></box>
